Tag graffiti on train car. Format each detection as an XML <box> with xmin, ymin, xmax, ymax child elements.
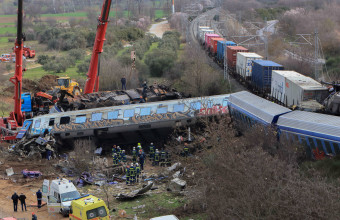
<box><xmin>198</xmin><ymin>105</ymin><xmax>228</xmax><ymax>116</ymax></box>
<box><xmin>53</xmin><ymin>119</ymin><xmax>124</xmax><ymax>132</ymax></box>
<box><xmin>132</xmin><ymin>110</ymin><xmax>191</xmax><ymax>123</ymax></box>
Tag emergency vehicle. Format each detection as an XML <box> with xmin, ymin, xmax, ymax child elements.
<box><xmin>69</xmin><ymin>195</ymin><xmax>110</xmax><ymax>220</ymax></box>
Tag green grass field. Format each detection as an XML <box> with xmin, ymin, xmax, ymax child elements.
<box><xmin>0</xmin><ymin>26</ymin><xmax>16</xmax><ymax>34</ymax></box>
<box><xmin>155</xmin><ymin>9</ymin><xmax>165</xmax><ymax>19</ymax></box>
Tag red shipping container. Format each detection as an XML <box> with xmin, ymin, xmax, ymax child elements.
<box><xmin>210</xmin><ymin>37</ymin><xmax>225</xmax><ymax>54</ymax></box>
<box><xmin>226</xmin><ymin>46</ymin><xmax>248</xmax><ymax>68</ymax></box>
<box><xmin>205</xmin><ymin>34</ymin><xmax>219</xmax><ymax>49</ymax></box>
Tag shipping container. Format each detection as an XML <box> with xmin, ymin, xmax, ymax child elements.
<box><xmin>271</xmin><ymin>70</ymin><xmax>328</xmax><ymax>107</ymax></box>
<box><xmin>205</xmin><ymin>34</ymin><xmax>220</xmax><ymax>49</ymax></box>
<box><xmin>251</xmin><ymin>60</ymin><xmax>284</xmax><ymax>93</ymax></box>
<box><xmin>216</xmin><ymin>41</ymin><xmax>236</xmax><ymax>63</ymax></box>
<box><xmin>226</xmin><ymin>46</ymin><xmax>248</xmax><ymax>69</ymax></box>
<box><xmin>197</xmin><ymin>26</ymin><xmax>210</xmax><ymax>39</ymax></box>
<box><xmin>236</xmin><ymin>52</ymin><xmax>263</xmax><ymax>80</ymax></box>
<box><xmin>199</xmin><ymin>29</ymin><xmax>214</xmax><ymax>44</ymax></box>
<box><xmin>210</xmin><ymin>37</ymin><xmax>225</xmax><ymax>54</ymax></box>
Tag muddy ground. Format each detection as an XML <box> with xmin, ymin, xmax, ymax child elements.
<box><xmin>148</xmin><ymin>21</ymin><xmax>171</xmax><ymax>38</ymax></box>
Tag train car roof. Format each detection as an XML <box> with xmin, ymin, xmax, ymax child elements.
<box><xmin>277</xmin><ymin>110</ymin><xmax>340</xmax><ymax>139</ymax></box>
<box><xmin>28</xmin><ymin>94</ymin><xmax>231</xmax><ymax>120</ymax></box>
<box><xmin>252</xmin><ymin>60</ymin><xmax>283</xmax><ymax>67</ymax></box>
<box><xmin>228</xmin><ymin>91</ymin><xmax>291</xmax><ymax>124</ymax></box>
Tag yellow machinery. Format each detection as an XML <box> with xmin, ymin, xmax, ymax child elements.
<box><xmin>55</xmin><ymin>77</ymin><xmax>82</xmax><ymax>96</ymax></box>
<box><xmin>69</xmin><ymin>195</ymin><xmax>110</xmax><ymax>220</ymax></box>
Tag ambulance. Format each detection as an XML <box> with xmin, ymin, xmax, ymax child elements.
<box><xmin>42</xmin><ymin>178</ymin><xmax>81</xmax><ymax>216</ymax></box>
<box><xmin>69</xmin><ymin>195</ymin><xmax>110</xmax><ymax>220</ymax></box>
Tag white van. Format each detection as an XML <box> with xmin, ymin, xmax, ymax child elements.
<box><xmin>42</xmin><ymin>178</ymin><xmax>81</xmax><ymax>216</ymax></box>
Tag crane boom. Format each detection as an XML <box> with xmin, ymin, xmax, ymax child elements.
<box><xmin>84</xmin><ymin>0</ymin><xmax>113</xmax><ymax>94</ymax></box>
<box><xmin>10</xmin><ymin>0</ymin><xmax>24</xmax><ymax>126</ymax></box>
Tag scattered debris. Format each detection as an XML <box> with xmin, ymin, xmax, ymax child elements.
<box><xmin>172</xmin><ymin>171</ymin><xmax>181</xmax><ymax>178</ymax></box>
<box><xmin>22</xmin><ymin>169</ymin><xmax>42</xmax><ymax>178</ymax></box>
<box><xmin>168</xmin><ymin>178</ymin><xmax>186</xmax><ymax>192</ymax></box>
<box><xmin>6</xmin><ymin>167</ymin><xmax>14</xmax><ymax>176</ymax></box>
<box><xmin>116</xmin><ymin>182</ymin><xmax>154</xmax><ymax>200</ymax></box>
<box><xmin>118</xmin><ymin>209</ymin><xmax>127</xmax><ymax>218</ymax></box>
<box><xmin>167</xmin><ymin>163</ymin><xmax>182</xmax><ymax>172</ymax></box>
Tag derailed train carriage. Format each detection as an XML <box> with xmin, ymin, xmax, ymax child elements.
<box><xmin>228</xmin><ymin>91</ymin><xmax>340</xmax><ymax>157</ymax></box>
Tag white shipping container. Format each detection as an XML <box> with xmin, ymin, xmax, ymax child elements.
<box><xmin>271</xmin><ymin>70</ymin><xmax>328</xmax><ymax>107</ymax></box>
<box><xmin>236</xmin><ymin>52</ymin><xmax>263</xmax><ymax>80</ymax></box>
<box><xmin>197</xmin><ymin>26</ymin><xmax>210</xmax><ymax>38</ymax></box>
<box><xmin>199</xmin><ymin>29</ymin><xmax>214</xmax><ymax>43</ymax></box>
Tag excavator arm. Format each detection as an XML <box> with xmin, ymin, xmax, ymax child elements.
<box><xmin>84</xmin><ymin>0</ymin><xmax>113</xmax><ymax>94</ymax></box>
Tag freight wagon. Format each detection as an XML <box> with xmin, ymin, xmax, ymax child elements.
<box><xmin>236</xmin><ymin>52</ymin><xmax>263</xmax><ymax>81</ymax></box>
<box><xmin>199</xmin><ymin>29</ymin><xmax>214</xmax><ymax>45</ymax></box>
<box><xmin>226</xmin><ymin>46</ymin><xmax>248</xmax><ymax>71</ymax></box>
<box><xmin>209</xmin><ymin>37</ymin><xmax>225</xmax><ymax>56</ymax></box>
<box><xmin>205</xmin><ymin>34</ymin><xmax>220</xmax><ymax>49</ymax></box>
<box><xmin>251</xmin><ymin>60</ymin><xmax>284</xmax><ymax>95</ymax></box>
<box><xmin>216</xmin><ymin>41</ymin><xmax>236</xmax><ymax>64</ymax></box>
<box><xmin>270</xmin><ymin>70</ymin><xmax>328</xmax><ymax>109</ymax></box>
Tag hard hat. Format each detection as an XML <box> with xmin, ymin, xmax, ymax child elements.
<box><xmin>133</xmin><ymin>147</ymin><xmax>136</xmax><ymax>149</ymax></box>
<box><xmin>138</xmin><ymin>143</ymin><xmax>141</xmax><ymax>146</ymax></box>
<box><xmin>131</xmin><ymin>163</ymin><xmax>134</xmax><ymax>166</ymax></box>
<box><xmin>32</xmin><ymin>212</ymin><xmax>35</xmax><ymax>215</ymax></box>
<box><xmin>122</xmin><ymin>150</ymin><xmax>125</xmax><ymax>153</ymax></box>
<box><xmin>117</xmin><ymin>146</ymin><xmax>120</xmax><ymax>148</ymax></box>
<box><xmin>151</xmin><ymin>142</ymin><xmax>153</xmax><ymax>145</ymax></box>
<box><xmin>114</xmin><ymin>153</ymin><xmax>117</xmax><ymax>155</ymax></box>
<box><xmin>136</xmin><ymin>163</ymin><xmax>139</xmax><ymax>166</ymax></box>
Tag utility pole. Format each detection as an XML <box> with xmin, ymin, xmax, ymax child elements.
<box><xmin>314</xmin><ymin>29</ymin><xmax>319</xmax><ymax>80</ymax></box>
<box><xmin>172</xmin><ymin>0</ymin><xmax>175</xmax><ymax>14</ymax></box>
<box><xmin>264</xmin><ymin>17</ymin><xmax>268</xmax><ymax>60</ymax></box>
<box><xmin>115</xmin><ymin>0</ymin><xmax>118</xmax><ymax>26</ymax></box>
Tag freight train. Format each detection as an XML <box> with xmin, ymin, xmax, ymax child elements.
<box><xmin>197</xmin><ymin>26</ymin><xmax>331</xmax><ymax>113</ymax></box>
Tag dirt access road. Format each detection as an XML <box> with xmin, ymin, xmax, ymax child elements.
<box><xmin>148</xmin><ymin>20</ymin><xmax>171</xmax><ymax>38</ymax></box>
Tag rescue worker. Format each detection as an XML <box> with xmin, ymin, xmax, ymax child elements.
<box><xmin>129</xmin><ymin>163</ymin><xmax>136</xmax><ymax>185</ymax></box>
<box><xmin>112</xmin><ymin>145</ymin><xmax>117</xmax><ymax>155</ymax></box>
<box><xmin>137</xmin><ymin>143</ymin><xmax>142</xmax><ymax>153</ymax></box>
<box><xmin>139</xmin><ymin>96</ymin><xmax>146</xmax><ymax>103</ymax></box>
<box><xmin>112</xmin><ymin>153</ymin><xmax>119</xmax><ymax>166</ymax></box>
<box><xmin>132</xmin><ymin>147</ymin><xmax>137</xmax><ymax>163</ymax></box>
<box><xmin>121</xmin><ymin>76</ymin><xmax>127</xmax><ymax>90</ymax></box>
<box><xmin>166</xmin><ymin>152</ymin><xmax>172</xmax><ymax>166</ymax></box>
<box><xmin>149</xmin><ymin>143</ymin><xmax>155</xmax><ymax>161</ymax></box>
<box><xmin>160</xmin><ymin>149</ymin><xmax>167</xmax><ymax>166</ymax></box>
<box><xmin>142</xmin><ymin>81</ymin><xmax>147</xmax><ymax>99</ymax></box>
<box><xmin>183</xmin><ymin>143</ymin><xmax>189</xmax><ymax>157</ymax></box>
<box><xmin>154</xmin><ymin>149</ymin><xmax>160</xmax><ymax>166</ymax></box>
<box><xmin>36</xmin><ymin>189</ymin><xmax>42</xmax><ymax>209</ymax></box>
<box><xmin>32</xmin><ymin>212</ymin><xmax>38</xmax><ymax>220</ymax></box>
<box><xmin>11</xmin><ymin>192</ymin><xmax>19</xmax><ymax>212</ymax></box>
<box><xmin>117</xmin><ymin>146</ymin><xmax>122</xmax><ymax>161</ymax></box>
<box><xmin>125</xmin><ymin>165</ymin><xmax>130</xmax><ymax>185</ymax></box>
<box><xmin>135</xmin><ymin>163</ymin><xmax>141</xmax><ymax>183</ymax></box>
<box><xmin>121</xmin><ymin>150</ymin><xmax>127</xmax><ymax>163</ymax></box>
<box><xmin>139</xmin><ymin>150</ymin><xmax>146</xmax><ymax>170</ymax></box>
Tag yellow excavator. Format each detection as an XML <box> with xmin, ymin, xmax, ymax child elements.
<box><xmin>54</xmin><ymin>76</ymin><xmax>82</xmax><ymax>96</ymax></box>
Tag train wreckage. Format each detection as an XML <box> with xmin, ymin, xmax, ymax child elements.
<box><xmin>11</xmin><ymin>94</ymin><xmax>230</xmax><ymax>155</ymax></box>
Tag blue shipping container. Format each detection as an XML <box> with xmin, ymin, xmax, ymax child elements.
<box><xmin>217</xmin><ymin>41</ymin><xmax>236</xmax><ymax>62</ymax></box>
<box><xmin>251</xmin><ymin>60</ymin><xmax>283</xmax><ymax>92</ymax></box>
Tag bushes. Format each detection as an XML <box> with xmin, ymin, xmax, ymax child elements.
<box><xmin>144</xmin><ymin>49</ymin><xmax>177</xmax><ymax>77</ymax></box>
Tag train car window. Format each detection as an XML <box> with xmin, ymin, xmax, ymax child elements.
<box><xmin>108</xmin><ymin>111</ymin><xmax>119</xmax><ymax>120</ymax></box>
<box><xmin>323</xmin><ymin>140</ymin><xmax>334</xmax><ymax>155</ymax></box>
<box><xmin>140</xmin><ymin>108</ymin><xmax>151</xmax><ymax>116</ymax></box>
<box><xmin>190</xmin><ymin>102</ymin><xmax>201</xmax><ymax>110</ymax></box>
<box><xmin>157</xmin><ymin>107</ymin><xmax>168</xmax><ymax>114</ymax></box>
<box><xmin>75</xmin><ymin>115</ymin><xmax>87</xmax><ymax>123</ymax></box>
<box><xmin>60</xmin><ymin>117</ymin><xmax>70</xmax><ymax>124</ymax></box>
<box><xmin>34</xmin><ymin>119</ymin><xmax>41</xmax><ymax>128</ymax></box>
<box><xmin>49</xmin><ymin>118</ymin><xmax>55</xmax><ymax>126</ymax></box>
<box><xmin>222</xmin><ymin>98</ymin><xmax>228</xmax><ymax>107</ymax></box>
<box><xmin>124</xmin><ymin>109</ymin><xmax>135</xmax><ymax>118</ymax></box>
<box><xmin>91</xmin><ymin>113</ymin><xmax>102</xmax><ymax>121</ymax></box>
<box><xmin>173</xmin><ymin>104</ymin><xmax>184</xmax><ymax>112</ymax></box>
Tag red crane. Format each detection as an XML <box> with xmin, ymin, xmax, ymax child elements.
<box><xmin>84</xmin><ymin>0</ymin><xmax>113</xmax><ymax>94</ymax></box>
<box><xmin>0</xmin><ymin>0</ymin><xmax>24</xmax><ymax>140</ymax></box>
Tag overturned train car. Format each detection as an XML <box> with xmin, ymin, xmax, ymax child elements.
<box><xmin>22</xmin><ymin>95</ymin><xmax>230</xmax><ymax>140</ymax></box>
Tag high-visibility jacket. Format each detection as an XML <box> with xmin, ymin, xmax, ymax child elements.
<box><xmin>149</xmin><ymin>146</ymin><xmax>155</xmax><ymax>154</ymax></box>
<box><xmin>136</xmin><ymin>166</ymin><xmax>140</xmax><ymax>175</ymax></box>
<box><xmin>132</xmin><ymin>149</ymin><xmax>137</xmax><ymax>156</ymax></box>
<box><xmin>122</xmin><ymin>153</ymin><xmax>127</xmax><ymax>162</ymax></box>
<box><xmin>184</xmin><ymin>146</ymin><xmax>189</xmax><ymax>153</ymax></box>
<box><xmin>113</xmin><ymin>155</ymin><xmax>119</xmax><ymax>165</ymax></box>
<box><xmin>160</xmin><ymin>151</ymin><xmax>166</xmax><ymax>160</ymax></box>
<box><xmin>154</xmin><ymin>152</ymin><xmax>160</xmax><ymax>161</ymax></box>
<box><xmin>129</xmin><ymin>167</ymin><xmax>136</xmax><ymax>177</ymax></box>
<box><xmin>126</xmin><ymin>168</ymin><xmax>130</xmax><ymax>177</ymax></box>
